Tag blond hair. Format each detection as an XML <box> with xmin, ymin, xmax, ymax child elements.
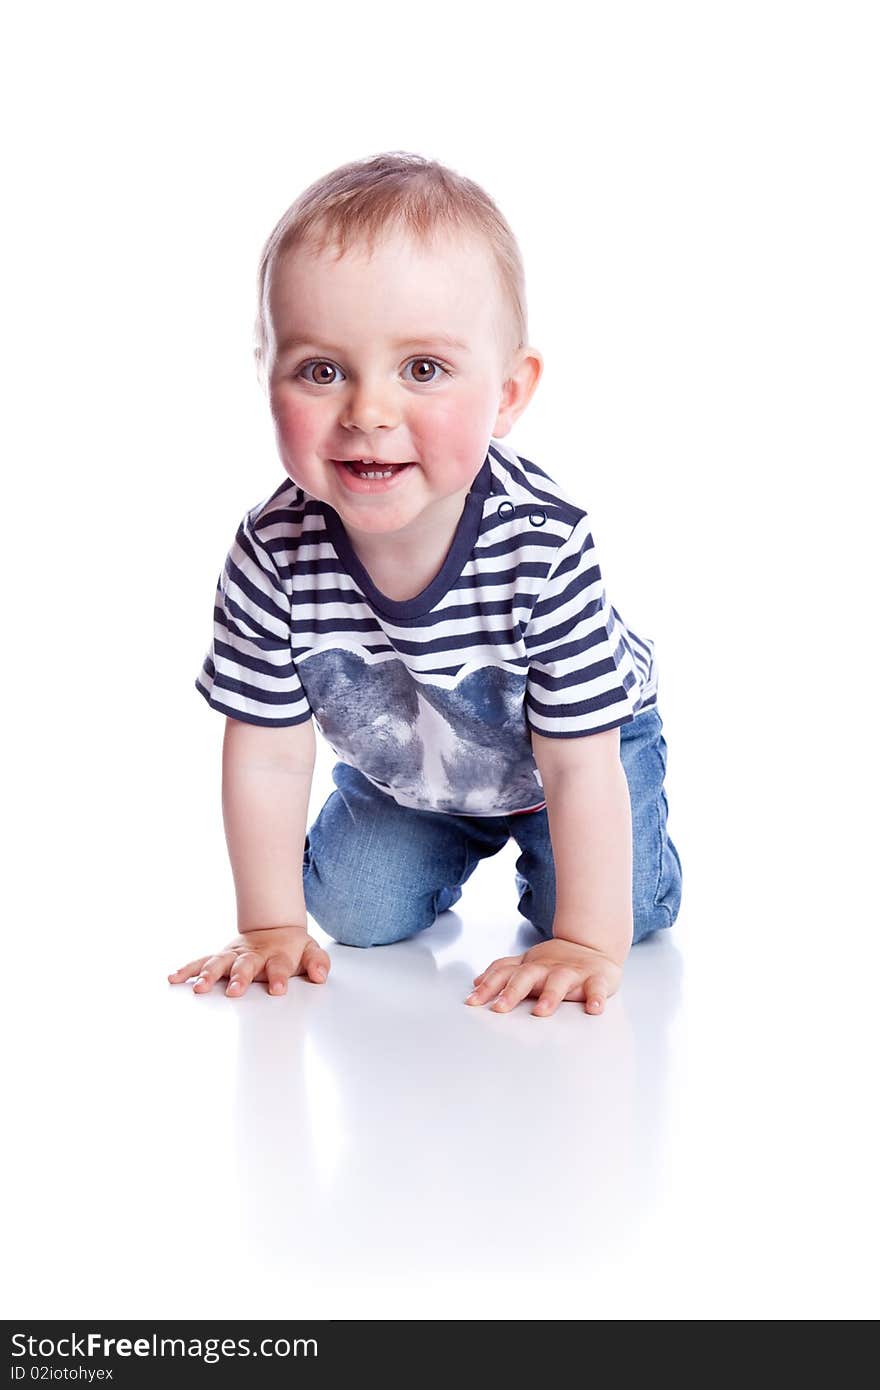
<box><xmin>254</xmin><ymin>150</ymin><xmax>528</xmax><ymax>375</ymax></box>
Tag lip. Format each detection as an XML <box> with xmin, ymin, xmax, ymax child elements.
<box><xmin>331</xmin><ymin>460</ymin><xmax>416</xmax><ymax>495</ymax></box>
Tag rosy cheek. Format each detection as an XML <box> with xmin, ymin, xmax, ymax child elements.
<box><xmin>273</xmin><ymin>396</ymin><xmax>311</xmax><ymax>434</ymax></box>
<box><xmin>420</xmin><ymin>392</ymin><xmax>491</xmax><ymax>454</ymax></box>
<box><xmin>272</xmin><ymin>398</ymin><xmax>327</xmax><ymax>458</ymax></box>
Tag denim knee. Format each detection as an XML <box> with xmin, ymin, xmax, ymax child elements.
<box><xmin>303</xmin><ymin>858</ymin><xmax>453</xmax><ymax>948</ymax></box>
<box><xmin>515</xmin><ymin>871</ymin><xmax>555</xmax><ymax>940</ymax></box>
<box><xmin>632</xmin><ymin>830</ymin><xmax>683</xmax><ymax>944</ymax></box>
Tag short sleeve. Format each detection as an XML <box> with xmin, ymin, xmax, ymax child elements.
<box><xmin>524</xmin><ymin>514</ymin><xmax>644</xmax><ymax>737</ymax></box>
<box><xmin>194</xmin><ymin>508</ymin><xmax>312</xmax><ymax>727</ymax></box>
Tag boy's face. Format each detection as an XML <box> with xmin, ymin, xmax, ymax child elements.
<box><xmin>261</xmin><ymin>227</ymin><xmax>541</xmax><ymax>553</ymax></box>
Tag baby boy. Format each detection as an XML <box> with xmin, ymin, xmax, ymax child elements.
<box><xmin>169</xmin><ymin>151</ymin><xmax>683</xmax><ymax>1019</ymax></box>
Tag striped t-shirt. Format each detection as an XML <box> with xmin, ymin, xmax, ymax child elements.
<box><xmin>195</xmin><ymin>439</ymin><xmax>657</xmax><ymax>818</ymax></box>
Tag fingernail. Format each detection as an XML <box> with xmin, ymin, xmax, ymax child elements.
<box><xmin>316</xmin><ymin>967</ymin><xmax>327</xmax><ymax>980</ymax></box>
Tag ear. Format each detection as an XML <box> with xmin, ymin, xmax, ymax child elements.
<box><xmin>493</xmin><ymin>348</ymin><xmax>544</xmax><ymax>438</ymax></box>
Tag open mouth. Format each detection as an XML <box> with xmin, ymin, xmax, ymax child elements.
<box><xmin>335</xmin><ymin>460</ymin><xmax>413</xmax><ymax>479</ymax></box>
<box><xmin>332</xmin><ymin>459</ymin><xmax>416</xmax><ymax>492</ymax></box>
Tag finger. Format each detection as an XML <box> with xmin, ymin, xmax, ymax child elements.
<box><xmin>472</xmin><ymin>955</ymin><xmax>519</xmax><ymax>987</ymax></box>
<box><xmin>532</xmin><ymin>968</ymin><xmax>582</xmax><ymax>1018</ymax></box>
<box><xmin>168</xmin><ymin>956</ymin><xmax>211</xmax><ymax>984</ymax></box>
<box><xmin>225</xmin><ymin>954</ymin><xmax>259</xmax><ymax>997</ymax></box>
<box><xmin>466</xmin><ymin>963</ymin><xmax>518</xmax><ymax>1006</ymax></box>
<box><xmin>300</xmin><ymin>940</ymin><xmax>331</xmax><ymax>985</ymax></box>
<box><xmin>491</xmin><ymin>963</ymin><xmax>547</xmax><ymax>1012</ymax></box>
<box><xmin>192</xmin><ymin>954</ymin><xmax>235</xmax><ymax>992</ymax></box>
<box><xmin>584</xmin><ymin>974</ymin><xmax>610</xmax><ymax>1016</ymax></box>
<box><xmin>264</xmin><ymin>953</ymin><xmax>296</xmax><ymax>997</ymax></box>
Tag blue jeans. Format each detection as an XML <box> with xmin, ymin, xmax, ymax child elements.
<box><xmin>303</xmin><ymin>707</ymin><xmax>683</xmax><ymax>948</ymax></box>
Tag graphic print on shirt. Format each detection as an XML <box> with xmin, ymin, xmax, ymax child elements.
<box><xmin>299</xmin><ymin>647</ymin><xmax>543</xmax><ymax>816</ymax></box>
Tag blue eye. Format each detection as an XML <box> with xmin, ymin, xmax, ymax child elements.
<box><xmin>296</xmin><ymin>357</ymin><xmax>449</xmax><ymax>386</ymax></box>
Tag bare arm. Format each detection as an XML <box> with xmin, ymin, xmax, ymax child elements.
<box><xmin>532</xmin><ymin>726</ymin><xmax>633</xmax><ymax>960</ymax></box>
<box><xmin>168</xmin><ymin>715</ymin><xmax>329</xmax><ymax>997</ymax></box>
<box><xmin>466</xmin><ymin>726</ymin><xmax>633</xmax><ymax>1018</ymax></box>
<box><xmin>222</xmin><ymin>715</ymin><xmax>316</xmax><ymax>932</ymax></box>
<box><xmin>538</xmin><ymin>763</ymin><xmax>634</xmax><ymax>962</ymax></box>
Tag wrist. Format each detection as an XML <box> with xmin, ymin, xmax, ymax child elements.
<box><xmin>552</xmin><ymin>921</ymin><xmax>632</xmax><ymax>965</ymax></box>
<box><xmin>238</xmin><ymin>922</ymin><xmax>308</xmax><ymax>936</ymax></box>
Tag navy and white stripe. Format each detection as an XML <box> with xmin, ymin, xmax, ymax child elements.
<box><xmin>195</xmin><ymin>440</ymin><xmax>657</xmax><ymax>816</ymax></box>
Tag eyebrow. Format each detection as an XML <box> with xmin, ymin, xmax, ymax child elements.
<box><xmin>277</xmin><ymin>332</ymin><xmax>470</xmax><ymax>356</ymax></box>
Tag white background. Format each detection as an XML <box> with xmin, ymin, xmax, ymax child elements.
<box><xmin>2</xmin><ymin>0</ymin><xmax>877</xmax><ymax>1319</ymax></box>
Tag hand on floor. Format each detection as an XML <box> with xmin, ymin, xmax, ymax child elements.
<box><xmin>168</xmin><ymin>924</ymin><xmax>330</xmax><ymax>997</ymax></box>
<box><xmin>465</xmin><ymin>937</ymin><xmax>625</xmax><ymax>1018</ymax></box>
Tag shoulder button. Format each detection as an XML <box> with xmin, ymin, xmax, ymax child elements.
<box><xmin>497</xmin><ymin>500</ymin><xmax>516</xmax><ymax>519</ymax></box>
<box><xmin>529</xmin><ymin>509</ymin><xmax>547</xmax><ymax>527</ymax></box>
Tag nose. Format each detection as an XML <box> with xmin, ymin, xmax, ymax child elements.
<box><xmin>340</xmin><ymin>375</ymin><xmax>401</xmax><ymax>433</ymax></box>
